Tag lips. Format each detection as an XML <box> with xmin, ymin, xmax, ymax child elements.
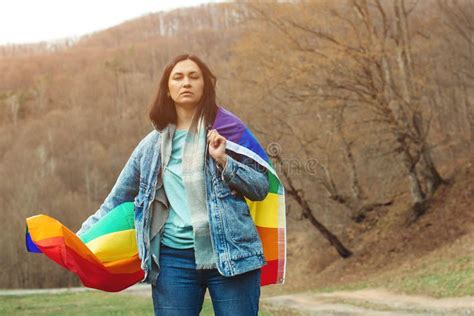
<box><xmin>180</xmin><ymin>91</ymin><xmax>193</xmax><ymax>95</ymax></box>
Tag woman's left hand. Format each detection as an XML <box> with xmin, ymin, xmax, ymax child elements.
<box><xmin>207</xmin><ymin>129</ymin><xmax>227</xmax><ymax>168</ymax></box>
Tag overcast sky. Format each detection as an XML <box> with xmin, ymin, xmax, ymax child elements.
<box><xmin>0</xmin><ymin>0</ymin><xmax>223</xmax><ymax>45</ymax></box>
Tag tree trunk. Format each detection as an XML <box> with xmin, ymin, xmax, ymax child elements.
<box><xmin>273</xmin><ymin>154</ymin><xmax>353</xmax><ymax>258</ymax></box>
<box><xmin>421</xmin><ymin>147</ymin><xmax>446</xmax><ymax>197</ymax></box>
<box><xmin>400</xmin><ymin>150</ymin><xmax>427</xmax><ymax>221</ymax></box>
<box><xmin>297</xmin><ymin>191</ymin><xmax>353</xmax><ymax>258</ymax></box>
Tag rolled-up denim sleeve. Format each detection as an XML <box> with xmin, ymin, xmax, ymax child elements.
<box><xmin>217</xmin><ymin>151</ymin><xmax>269</xmax><ymax>201</ymax></box>
<box><xmin>76</xmin><ymin>147</ymin><xmax>141</xmax><ymax>236</ymax></box>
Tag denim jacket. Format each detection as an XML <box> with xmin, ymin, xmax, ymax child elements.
<box><xmin>77</xmin><ymin>127</ymin><xmax>269</xmax><ymax>285</ymax></box>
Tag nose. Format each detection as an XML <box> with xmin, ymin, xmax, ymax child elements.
<box><xmin>183</xmin><ymin>77</ymin><xmax>191</xmax><ymax>88</ymax></box>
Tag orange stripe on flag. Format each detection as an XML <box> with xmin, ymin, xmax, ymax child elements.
<box><xmin>256</xmin><ymin>226</ymin><xmax>279</xmax><ymax>261</ymax></box>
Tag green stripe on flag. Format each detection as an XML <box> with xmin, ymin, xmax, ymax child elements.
<box><xmin>79</xmin><ymin>202</ymin><xmax>135</xmax><ymax>244</ymax></box>
<box><xmin>267</xmin><ymin>160</ymin><xmax>281</xmax><ymax>194</ymax></box>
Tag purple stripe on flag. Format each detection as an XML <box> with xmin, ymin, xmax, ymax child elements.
<box><xmin>212</xmin><ymin>106</ymin><xmax>245</xmax><ymax>143</ymax></box>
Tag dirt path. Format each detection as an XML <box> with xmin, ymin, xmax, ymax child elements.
<box><xmin>261</xmin><ymin>288</ymin><xmax>474</xmax><ymax>315</ymax></box>
<box><xmin>2</xmin><ymin>286</ymin><xmax>473</xmax><ymax>315</ymax></box>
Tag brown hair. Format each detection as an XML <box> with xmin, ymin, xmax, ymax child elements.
<box><xmin>148</xmin><ymin>54</ymin><xmax>218</xmax><ymax>134</ymax></box>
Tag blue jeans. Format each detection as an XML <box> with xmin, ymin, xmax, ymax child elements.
<box><xmin>151</xmin><ymin>244</ymin><xmax>261</xmax><ymax>316</ymax></box>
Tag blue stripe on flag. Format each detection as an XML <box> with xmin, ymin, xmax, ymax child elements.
<box><xmin>26</xmin><ymin>232</ymin><xmax>42</xmax><ymax>253</ymax></box>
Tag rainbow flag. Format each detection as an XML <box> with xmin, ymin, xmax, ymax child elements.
<box><xmin>25</xmin><ymin>202</ymin><xmax>144</xmax><ymax>292</ymax></box>
<box><xmin>212</xmin><ymin>106</ymin><xmax>286</xmax><ymax>286</ymax></box>
<box><xmin>25</xmin><ymin>106</ymin><xmax>286</xmax><ymax>290</ymax></box>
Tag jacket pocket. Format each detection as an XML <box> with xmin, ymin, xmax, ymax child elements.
<box><xmin>213</xmin><ymin>176</ymin><xmax>244</xmax><ymax>199</ymax></box>
<box><xmin>213</xmin><ymin>175</ymin><xmax>259</xmax><ymax>242</ymax></box>
<box><xmin>220</xmin><ymin>195</ymin><xmax>260</xmax><ymax>244</ymax></box>
<box><xmin>213</xmin><ymin>176</ymin><xmax>231</xmax><ymax>198</ymax></box>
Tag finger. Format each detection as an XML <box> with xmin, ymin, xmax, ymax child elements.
<box><xmin>209</xmin><ymin>133</ymin><xmax>218</xmax><ymax>148</ymax></box>
<box><xmin>207</xmin><ymin>129</ymin><xmax>217</xmax><ymax>137</ymax></box>
<box><xmin>215</xmin><ymin>135</ymin><xmax>225</xmax><ymax>148</ymax></box>
<box><xmin>214</xmin><ymin>134</ymin><xmax>224</xmax><ymax>145</ymax></box>
<box><xmin>208</xmin><ymin>130</ymin><xmax>216</xmax><ymax>141</ymax></box>
<box><xmin>207</xmin><ymin>130</ymin><xmax>215</xmax><ymax>143</ymax></box>
<box><xmin>213</xmin><ymin>134</ymin><xmax>220</xmax><ymax>147</ymax></box>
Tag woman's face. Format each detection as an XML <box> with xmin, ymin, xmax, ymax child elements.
<box><xmin>168</xmin><ymin>59</ymin><xmax>204</xmax><ymax>108</ymax></box>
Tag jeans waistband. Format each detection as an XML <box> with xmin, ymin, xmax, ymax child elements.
<box><xmin>160</xmin><ymin>243</ymin><xmax>195</xmax><ymax>259</ymax></box>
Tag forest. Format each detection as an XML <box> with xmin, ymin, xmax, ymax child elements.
<box><xmin>0</xmin><ymin>0</ymin><xmax>472</xmax><ymax>290</ymax></box>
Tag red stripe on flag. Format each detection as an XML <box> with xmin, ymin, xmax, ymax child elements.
<box><xmin>35</xmin><ymin>237</ymin><xmax>143</xmax><ymax>292</ymax></box>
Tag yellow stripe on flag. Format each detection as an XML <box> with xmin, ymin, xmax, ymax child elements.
<box><xmin>246</xmin><ymin>192</ymin><xmax>279</xmax><ymax>228</ymax></box>
<box><xmin>85</xmin><ymin>229</ymin><xmax>137</xmax><ymax>263</ymax></box>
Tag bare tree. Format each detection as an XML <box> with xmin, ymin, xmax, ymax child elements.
<box><xmin>248</xmin><ymin>0</ymin><xmax>447</xmax><ymax>222</ymax></box>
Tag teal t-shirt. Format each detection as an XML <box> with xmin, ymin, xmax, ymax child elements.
<box><xmin>161</xmin><ymin>129</ymin><xmax>194</xmax><ymax>249</ymax></box>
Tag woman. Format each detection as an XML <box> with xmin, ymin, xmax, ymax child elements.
<box><xmin>77</xmin><ymin>54</ymin><xmax>271</xmax><ymax>315</ymax></box>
